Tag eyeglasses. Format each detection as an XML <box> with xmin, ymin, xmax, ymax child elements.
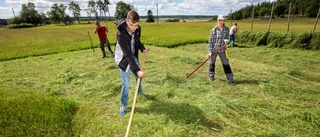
<box><xmin>218</xmin><ymin>19</ymin><xmax>224</xmax><ymax>21</ymax></box>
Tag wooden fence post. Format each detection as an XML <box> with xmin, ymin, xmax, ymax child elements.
<box><xmin>268</xmin><ymin>2</ymin><xmax>275</xmax><ymax>32</ymax></box>
<box><xmin>287</xmin><ymin>3</ymin><xmax>292</xmax><ymax>33</ymax></box>
<box><xmin>251</xmin><ymin>6</ymin><xmax>255</xmax><ymax>31</ymax></box>
<box><xmin>313</xmin><ymin>7</ymin><xmax>320</xmax><ymax>32</ymax></box>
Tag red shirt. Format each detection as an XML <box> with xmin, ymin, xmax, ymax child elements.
<box><xmin>95</xmin><ymin>26</ymin><xmax>107</xmax><ymax>40</ymax></box>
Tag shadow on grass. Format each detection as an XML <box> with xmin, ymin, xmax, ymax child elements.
<box><xmin>228</xmin><ymin>44</ymin><xmax>255</xmax><ymax>48</ymax></box>
<box><xmin>136</xmin><ymin>95</ymin><xmax>223</xmax><ymax>132</ymax></box>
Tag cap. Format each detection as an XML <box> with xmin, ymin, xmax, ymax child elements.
<box><xmin>217</xmin><ymin>15</ymin><xmax>225</xmax><ymax>21</ymax></box>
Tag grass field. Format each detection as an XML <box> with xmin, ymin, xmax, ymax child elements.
<box><xmin>0</xmin><ymin>17</ymin><xmax>319</xmax><ymax>61</ymax></box>
<box><xmin>0</xmin><ymin>17</ymin><xmax>320</xmax><ymax>136</ymax></box>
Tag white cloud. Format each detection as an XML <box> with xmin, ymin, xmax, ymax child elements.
<box><xmin>0</xmin><ymin>0</ymin><xmax>277</xmax><ymax>19</ymax></box>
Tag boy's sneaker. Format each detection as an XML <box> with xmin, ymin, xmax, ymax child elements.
<box><xmin>119</xmin><ymin>106</ymin><xmax>126</xmax><ymax>116</ymax></box>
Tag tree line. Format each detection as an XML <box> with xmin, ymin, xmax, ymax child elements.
<box><xmin>7</xmin><ymin>0</ymin><xmax>155</xmax><ymax>26</ymax></box>
<box><xmin>229</xmin><ymin>0</ymin><xmax>320</xmax><ymax>20</ymax></box>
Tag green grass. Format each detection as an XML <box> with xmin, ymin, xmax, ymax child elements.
<box><xmin>1</xmin><ymin>17</ymin><xmax>319</xmax><ymax>61</ymax></box>
<box><xmin>0</xmin><ymin>17</ymin><xmax>320</xmax><ymax>136</ymax></box>
<box><xmin>0</xmin><ymin>91</ymin><xmax>78</xmax><ymax>136</ymax></box>
<box><xmin>0</xmin><ymin>24</ymin><xmax>103</xmax><ymax>61</ymax></box>
<box><xmin>1</xmin><ymin>44</ymin><xmax>319</xmax><ymax>136</ymax></box>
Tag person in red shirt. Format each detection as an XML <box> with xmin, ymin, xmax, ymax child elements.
<box><xmin>94</xmin><ymin>20</ymin><xmax>113</xmax><ymax>58</ymax></box>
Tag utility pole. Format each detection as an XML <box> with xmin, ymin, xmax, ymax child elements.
<box><xmin>230</xmin><ymin>9</ymin><xmax>232</xmax><ymax>26</ymax></box>
<box><xmin>156</xmin><ymin>3</ymin><xmax>158</xmax><ymax>25</ymax></box>
<box><xmin>12</xmin><ymin>8</ymin><xmax>20</xmax><ymax>30</ymax></box>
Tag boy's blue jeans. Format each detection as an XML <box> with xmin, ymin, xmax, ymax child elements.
<box><xmin>119</xmin><ymin>57</ymin><xmax>143</xmax><ymax>107</ymax></box>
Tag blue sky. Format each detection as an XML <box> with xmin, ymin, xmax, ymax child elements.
<box><xmin>0</xmin><ymin>0</ymin><xmax>275</xmax><ymax>19</ymax></box>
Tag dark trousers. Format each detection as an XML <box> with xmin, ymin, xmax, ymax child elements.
<box><xmin>100</xmin><ymin>39</ymin><xmax>113</xmax><ymax>55</ymax></box>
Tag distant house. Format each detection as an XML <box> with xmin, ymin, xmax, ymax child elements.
<box><xmin>0</xmin><ymin>19</ymin><xmax>8</xmax><ymax>25</ymax></box>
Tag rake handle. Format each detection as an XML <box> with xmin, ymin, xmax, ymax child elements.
<box><xmin>87</xmin><ymin>30</ymin><xmax>95</xmax><ymax>52</ymax></box>
<box><xmin>185</xmin><ymin>43</ymin><xmax>227</xmax><ymax>78</ymax></box>
<box><xmin>125</xmin><ymin>48</ymin><xmax>150</xmax><ymax>137</ymax></box>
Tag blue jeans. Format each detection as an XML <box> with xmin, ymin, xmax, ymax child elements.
<box><xmin>229</xmin><ymin>34</ymin><xmax>235</xmax><ymax>46</ymax></box>
<box><xmin>119</xmin><ymin>57</ymin><xmax>142</xmax><ymax>107</ymax></box>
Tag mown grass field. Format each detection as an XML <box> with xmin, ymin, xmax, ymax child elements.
<box><xmin>0</xmin><ymin>17</ymin><xmax>319</xmax><ymax>136</ymax></box>
<box><xmin>0</xmin><ymin>17</ymin><xmax>319</xmax><ymax>61</ymax></box>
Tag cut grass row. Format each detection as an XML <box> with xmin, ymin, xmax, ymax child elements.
<box><xmin>1</xmin><ymin>17</ymin><xmax>319</xmax><ymax>61</ymax></box>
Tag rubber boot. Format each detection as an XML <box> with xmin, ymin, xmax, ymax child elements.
<box><xmin>208</xmin><ymin>63</ymin><xmax>215</xmax><ymax>81</ymax></box>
